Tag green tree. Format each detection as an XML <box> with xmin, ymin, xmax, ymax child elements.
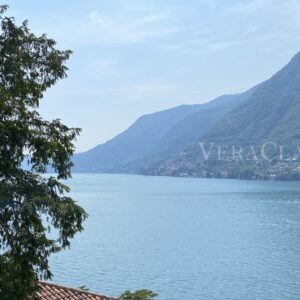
<box><xmin>0</xmin><ymin>5</ymin><xmax>87</xmax><ymax>300</ymax></box>
<box><xmin>120</xmin><ymin>289</ymin><xmax>158</xmax><ymax>300</ymax></box>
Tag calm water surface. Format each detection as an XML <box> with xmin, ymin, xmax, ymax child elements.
<box><xmin>50</xmin><ymin>174</ymin><xmax>300</xmax><ymax>299</ymax></box>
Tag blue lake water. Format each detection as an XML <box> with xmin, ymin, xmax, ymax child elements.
<box><xmin>50</xmin><ymin>174</ymin><xmax>300</xmax><ymax>299</ymax></box>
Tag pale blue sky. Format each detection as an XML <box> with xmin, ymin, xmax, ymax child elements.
<box><xmin>5</xmin><ymin>0</ymin><xmax>300</xmax><ymax>152</ymax></box>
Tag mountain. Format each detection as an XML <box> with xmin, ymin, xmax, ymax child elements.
<box><xmin>73</xmin><ymin>90</ymin><xmax>255</xmax><ymax>173</ymax></box>
<box><xmin>74</xmin><ymin>51</ymin><xmax>300</xmax><ymax>179</ymax></box>
<box><xmin>202</xmin><ymin>51</ymin><xmax>300</xmax><ymax>147</ymax></box>
<box><xmin>73</xmin><ymin>104</ymin><xmax>202</xmax><ymax>172</ymax></box>
<box><xmin>147</xmin><ymin>51</ymin><xmax>300</xmax><ymax>180</ymax></box>
<box><xmin>150</xmin><ymin>87</ymin><xmax>257</xmax><ymax>159</ymax></box>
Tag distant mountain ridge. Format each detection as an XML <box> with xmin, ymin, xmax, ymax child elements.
<box><xmin>145</xmin><ymin>51</ymin><xmax>300</xmax><ymax>180</ymax></box>
<box><xmin>73</xmin><ymin>104</ymin><xmax>203</xmax><ymax>172</ymax></box>
<box><xmin>202</xmin><ymin>51</ymin><xmax>300</xmax><ymax>146</ymax></box>
<box><xmin>74</xmin><ymin>51</ymin><xmax>300</xmax><ymax>180</ymax></box>
<box><xmin>73</xmin><ymin>89</ymin><xmax>255</xmax><ymax>172</ymax></box>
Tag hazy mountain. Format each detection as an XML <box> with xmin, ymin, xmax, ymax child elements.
<box><xmin>73</xmin><ymin>90</ymin><xmax>254</xmax><ymax>172</ymax></box>
<box><xmin>151</xmin><ymin>87</ymin><xmax>257</xmax><ymax>159</ymax></box>
<box><xmin>73</xmin><ymin>104</ymin><xmax>202</xmax><ymax>172</ymax></box>
<box><xmin>146</xmin><ymin>51</ymin><xmax>300</xmax><ymax>180</ymax></box>
<box><xmin>202</xmin><ymin>51</ymin><xmax>300</xmax><ymax>147</ymax></box>
<box><xmin>74</xmin><ymin>50</ymin><xmax>300</xmax><ymax>178</ymax></box>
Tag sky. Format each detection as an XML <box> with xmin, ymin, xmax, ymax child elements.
<box><xmin>5</xmin><ymin>0</ymin><xmax>300</xmax><ymax>152</ymax></box>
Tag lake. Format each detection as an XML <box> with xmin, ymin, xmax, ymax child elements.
<box><xmin>50</xmin><ymin>174</ymin><xmax>300</xmax><ymax>299</ymax></box>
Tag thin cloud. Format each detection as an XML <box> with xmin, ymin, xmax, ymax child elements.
<box><xmin>130</xmin><ymin>84</ymin><xmax>174</xmax><ymax>93</ymax></box>
<box><xmin>88</xmin><ymin>10</ymin><xmax>180</xmax><ymax>44</ymax></box>
<box><xmin>201</xmin><ymin>0</ymin><xmax>216</xmax><ymax>8</ymax></box>
<box><xmin>134</xmin><ymin>12</ymin><xmax>171</xmax><ymax>25</ymax></box>
<box><xmin>225</xmin><ymin>0</ymin><xmax>271</xmax><ymax>15</ymax></box>
<box><xmin>50</xmin><ymin>85</ymin><xmax>174</xmax><ymax>97</ymax></box>
<box><xmin>86</xmin><ymin>59</ymin><xmax>116</xmax><ymax>76</ymax></box>
<box><xmin>89</xmin><ymin>11</ymin><xmax>114</xmax><ymax>29</ymax></box>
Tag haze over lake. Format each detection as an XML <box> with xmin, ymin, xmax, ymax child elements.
<box><xmin>50</xmin><ymin>174</ymin><xmax>300</xmax><ymax>299</ymax></box>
